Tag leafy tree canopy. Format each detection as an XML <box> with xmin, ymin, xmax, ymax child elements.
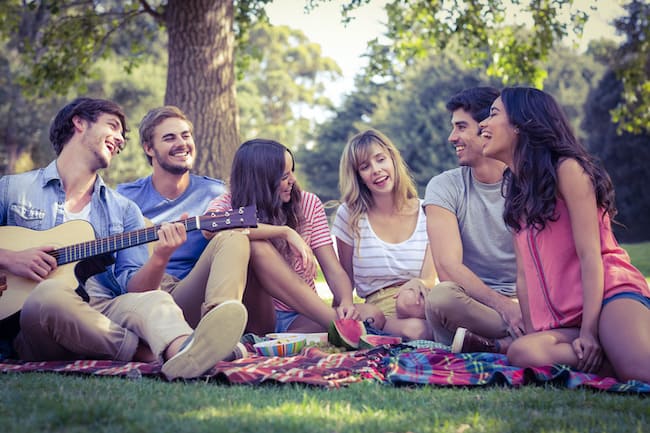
<box><xmin>608</xmin><ymin>0</ymin><xmax>649</xmax><ymax>134</ymax></box>
<box><xmin>0</xmin><ymin>0</ymin><xmax>270</xmax><ymax>97</ymax></box>
<box><xmin>314</xmin><ymin>0</ymin><xmax>646</xmax><ymax>134</ymax></box>
<box><xmin>237</xmin><ymin>21</ymin><xmax>342</xmax><ymax>148</ymax></box>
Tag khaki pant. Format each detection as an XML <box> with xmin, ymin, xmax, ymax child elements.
<box><xmin>424</xmin><ymin>281</ymin><xmax>511</xmax><ymax>345</ymax></box>
<box><xmin>14</xmin><ymin>283</ymin><xmax>190</xmax><ymax>362</ymax></box>
<box><xmin>161</xmin><ymin>231</ymin><xmax>250</xmax><ymax>328</ymax></box>
<box><xmin>15</xmin><ymin>230</ymin><xmax>250</xmax><ymax>362</ymax></box>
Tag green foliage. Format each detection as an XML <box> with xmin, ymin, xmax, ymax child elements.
<box><xmin>353</xmin><ymin>0</ymin><xmax>590</xmax><ymax>87</ymax></box>
<box><xmin>583</xmin><ymin>69</ymin><xmax>650</xmax><ymax>242</ymax></box>
<box><xmin>608</xmin><ymin>0</ymin><xmax>650</xmax><ymax>134</ymax></box>
<box><xmin>0</xmin><ymin>43</ymin><xmax>64</xmax><ymax>174</ymax></box>
<box><xmin>298</xmin><ymin>84</ymin><xmax>378</xmax><ymax>203</ymax></box>
<box><xmin>543</xmin><ymin>43</ymin><xmax>607</xmax><ymax>142</ymax></box>
<box><xmin>0</xmin><ymin>1</ymin><xmax>270</xmax><ymax>98</ymax></box>
<box><xmin>302</xmin><ymin>45</ymin><xmax>601</xmax><ymax>202</ymax></box>
<box><xmin>3</xmin><ymin>1</ymin><xmax>160</xmax><ymax>98</ymax></box>
<box><xmin>237</xmin><ymin>22</ymin><xmax>342</xmax><ymax>149</ymax></box>
<box><xmin>334</xmin><ymin>0</ymin><xmax>647</xmax><ymax>134</ymax></box>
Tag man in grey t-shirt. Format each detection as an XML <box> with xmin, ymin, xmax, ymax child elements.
<box><xmin>423</xmin><ymin>87</ymin><xmax>524</xmax><ymax>353</ymax></box>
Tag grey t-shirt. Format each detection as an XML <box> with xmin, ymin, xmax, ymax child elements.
<box><xmin>423</xmin><ymin>166</ymin><xmax>516</xmax><ymax>296</ymax></box>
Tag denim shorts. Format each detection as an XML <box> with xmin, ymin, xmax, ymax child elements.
<box><xmin>602</xmin><ymin>291</ymin><xmax>650</xmax><ymax>309</ymax></box>
<box><xmin>275</xmin><ymin>310</ymin><xmax>299</xmax><ymax>333</ymax></box>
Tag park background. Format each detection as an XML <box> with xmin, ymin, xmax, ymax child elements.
<box><xmin>0</xmin><ymin>3</ymin><xmax>649</xmax><ymax>432</ymax></box>
<box><xmin>1</xmin><ymin>0</ymin><xmax>648</xmax><ymax>243</ymax></box>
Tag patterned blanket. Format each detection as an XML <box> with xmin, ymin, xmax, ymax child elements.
<box><xmin>2</xmin><ymin>344</ymin><xmax>649</xmax><ymax>394</ymax></box>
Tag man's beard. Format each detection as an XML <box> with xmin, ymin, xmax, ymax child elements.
<box><xmin>154</xmin><ymin>150</ymin><xmax>193</xmax><ymax>175</ymax></box>
<box><xmin>160</xmin><ymin>160</ymin><xmax>191</xmax><ymax>175</ymax></box>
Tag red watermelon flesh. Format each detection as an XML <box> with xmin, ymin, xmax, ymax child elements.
<box><xmin>328</xmin><ymin>319</ymin><xmax>367</xmax><ymax>349</ymax></box>
<box><xmin>358</xmin><ymin>335</ymin><xmax>402</xmax><ymax>349</ymax></box>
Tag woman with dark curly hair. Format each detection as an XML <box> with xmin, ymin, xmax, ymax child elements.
<box><xmin>479</xmin><ymin>87</ymin><xmax>650</xmax><ymax>382</ymax></box>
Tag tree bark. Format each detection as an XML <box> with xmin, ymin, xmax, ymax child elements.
<box><xmin>164</xmin><ymin>0</ymin><xmax>239</xmax><ymax>181</ymax></box>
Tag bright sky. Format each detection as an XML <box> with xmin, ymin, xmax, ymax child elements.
<box><xmin>266</xmin><ymin>0</ymin><xmax>625</xmax><ymax>105</ymax></box>
<box><xmin>266</xmin><ymin>0</ymin><xmax>389</xmax><ymax>105</ymax></box>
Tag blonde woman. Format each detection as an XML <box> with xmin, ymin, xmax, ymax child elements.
<box><xmin>332</xmin><ymin>129</ymin><xmax>437</xmax><ymax>340</ymax></box>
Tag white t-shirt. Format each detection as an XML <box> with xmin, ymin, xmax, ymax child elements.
<box><xmin>331</xmin><ymin>201</ymin><xmax>428</xmax><ymax>298</ymax></box>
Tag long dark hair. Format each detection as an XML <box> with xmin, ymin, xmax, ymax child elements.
<box><xmin>501</xmin><ymin>87</ymin><xmax>616</xmax><ymax>232</ymax></box>
<box><xmin>230</xmin><ymin>138</ymin><xmax>303</xmax><ymax>231</ymax></box>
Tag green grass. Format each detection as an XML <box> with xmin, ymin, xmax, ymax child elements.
<box><xmin>623</xmin><ymin>242</ymin><xmax>650</xmax><ymax>277</ymax></box>
<box><xmin>0</xmin><ymin>374</ymin><xmax>647</xmax><ymax>433</ymax></box>
<box><xmin>2</xmin><ymin>242</ymin><xmax>648</xmax><ymax>433</ymax></box>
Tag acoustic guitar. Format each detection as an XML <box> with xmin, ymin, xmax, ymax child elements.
<box><xmin>0</xmin><ymin>206</ymin><xmax>257</xmax><ymax>320</ymax></box>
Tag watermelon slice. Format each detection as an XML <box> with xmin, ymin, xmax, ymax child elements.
<box><xmin>358</xmin><ymin>334</ymin><xmax>402</xmax><ymax>349</ymax></box>
<box><xmin>327</xmin><ymin>318</ymin><xmax>367</xmax><ymax>349</ymax></box>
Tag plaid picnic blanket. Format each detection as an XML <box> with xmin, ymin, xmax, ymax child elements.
<box><xmin>2</xmin><ymin>344</ymin><xmax>649</xmax><ymax>393</ymax></box>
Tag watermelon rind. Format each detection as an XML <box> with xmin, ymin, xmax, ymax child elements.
<box><xmin>358</xmin><ymin>335</ymin><xmax>402</xmax><ymax>349</ymax></box>
<box><xmin>327</xmin><ymin>319</ymin><xmax>367</xmax><ymax>349</ymax></box>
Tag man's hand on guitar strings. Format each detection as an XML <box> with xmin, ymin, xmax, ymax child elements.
<box><xmin>6</xmin><ymin>246</ymin><xmax>58</xmax><ymax>282</ymax></box>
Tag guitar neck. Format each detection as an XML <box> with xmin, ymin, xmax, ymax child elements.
<box><xmin>51</xmin><ymin>216</ymin><xmax>200</xmax><ymax>266</ymax></box>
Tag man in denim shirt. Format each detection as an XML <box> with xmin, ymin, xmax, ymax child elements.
<box><xmin>0</xmin><ymin>98</ymin><xmax>247</xmax><ymax>380</ymax></box>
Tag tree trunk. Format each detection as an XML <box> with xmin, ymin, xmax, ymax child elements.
<box><xmin>164</xmin><ymin>0</ymin><xmax>239</xmax><ymax>181</ymax></box>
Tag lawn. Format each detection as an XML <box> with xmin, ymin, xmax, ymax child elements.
<box><xmin>1</xmin><ymin>374</ymin><xmax>647</xmax><ymax>433</ymax></box>
<box><xmin>623</xmin><ymin>242</ymin><xmax>650</xmax><ymax>277</ymax></box>
<box><xmin>1</xmin><ymin>242</ymin><xmax>648</xmax><ymax>433</ymax></box>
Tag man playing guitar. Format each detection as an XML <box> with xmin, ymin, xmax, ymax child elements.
<box><xmin>0</xmin><ymin>98</ymin><xmax>247</xmax><ymax>380</ymax></box>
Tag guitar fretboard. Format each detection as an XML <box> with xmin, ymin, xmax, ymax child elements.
<box><xmin>50</xmin><ymin>217</ymin><xmax>200</xmax><ymax>265</ymax></box>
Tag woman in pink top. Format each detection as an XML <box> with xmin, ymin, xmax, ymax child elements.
<box><xmin>206</xmin><ymin>139</ymin><xmax>359</xmax><ymax>334</ymax></box>
<box><xmin>480</xmin><ymin>87</ymin><xmax>650</xmax><ymax>383</ymax></box>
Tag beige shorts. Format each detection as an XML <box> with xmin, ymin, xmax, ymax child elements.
<box><xmin>365</xmin><ymin>286</ymin><xmax>400</xmax><ymax>317</ymax></box>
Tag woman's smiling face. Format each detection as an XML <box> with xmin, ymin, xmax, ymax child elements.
<box><xmin>479</xmin><ymin>96</ymin><xmax>519</xmax><ymax>168</ymax></box>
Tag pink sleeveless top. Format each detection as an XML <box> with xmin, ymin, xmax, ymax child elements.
<box><xmin>514</xmin><ymin>199</ymin><xmax>649</xmax><ymax>331</ymax></box>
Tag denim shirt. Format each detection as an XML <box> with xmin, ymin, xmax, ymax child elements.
<box><xmin>0</xmin><ymin>160</ymin><xmax>149</xmax><ymax>298</ymax></box>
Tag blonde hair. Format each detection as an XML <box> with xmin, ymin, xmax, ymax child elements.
<box><xmin>338</xmin><ymin>129</ymin><xmax>418</xmax><ymax>242</ymax></box>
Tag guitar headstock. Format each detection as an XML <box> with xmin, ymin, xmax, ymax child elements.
<box><xmin>199</xmin><ymin>205</ymin><xmax>258</xmax><ymax>232</ymax></box>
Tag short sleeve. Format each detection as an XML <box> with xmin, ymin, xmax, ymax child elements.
<box><xmin>301</xmin><ymin>192</ymin><xmax>332</xmax><ymax>250</ymax></box>
<box><xmin>423</xmin><ymin>170</ymin><xmax>460</xmax><ymax>214</ymax></box>
<box><xmin>331</xmin><ymin>203</ymin><xmax>354</xmax><ymax>246</ymax></box>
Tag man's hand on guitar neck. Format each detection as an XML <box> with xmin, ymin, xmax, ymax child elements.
<box><xmin>0</xmin><ymin>246</ymin><xmax>58</xmax><ymax>282</ymax></box>
<box><xmin>151</xmin><ymin>219</ymin><xmax>188</xmax><ymax>263</ymax></box>
<box><xmin>126</xmin><ymin>219</ymin><xmax>187</xmax><ymax>293</ymax></box>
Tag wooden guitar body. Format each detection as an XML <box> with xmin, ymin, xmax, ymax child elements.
<box><xmin>0</xmin><ymin>220</ymin><xmax>97</xmax><ymax>320</ymax></box>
